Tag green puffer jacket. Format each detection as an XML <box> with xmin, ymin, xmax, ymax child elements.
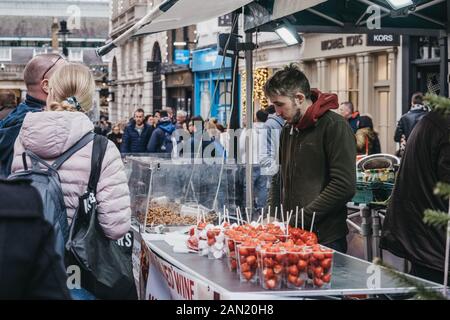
<box><xmin>268</xmin><ymin>110</ymin><xmax>356</xmax><ymax>244</ymax></box>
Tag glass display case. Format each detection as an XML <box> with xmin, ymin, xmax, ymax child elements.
<box><xmin>126</xmin><ymin>156</ymin><xmax>262</xmax><ymax>232</ymax></box>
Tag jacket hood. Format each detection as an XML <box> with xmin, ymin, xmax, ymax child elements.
<box><xmin>350</xmin><ymin>111</ymin><xmax>360</xmax><ymax>120</ymax></box>
<box><xmin>18</xmin><ymin>111</ymin><xmax>94</xmax><ymax>159</ymax></box>
<box><xmin>158</xmin><ymin>121</ymin><xmax>176</xmax><ymax>134</ymax></box>
<box><xmin>295</xmin><ymin>89</ymin><xmax>339</xmax><ymax>130</ymax></box>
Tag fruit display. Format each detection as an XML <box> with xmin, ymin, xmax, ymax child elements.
<box><xmin>258</xmin><ymin>245</ymin><xmax>286</xmax><ymax>290</ymax></box>
<box><xmin>307</xmin><ymin>245</ymin><xmax>334</xmax><ymax>289</ymax></box>
<box><xmin>236</xmin><ymin>239</ymin><xmax>260</xmax><ymax>283</ymax></box>
<box><xmin>187</xmin><ymin>222</ymin><xmax>228</xmax><ymax>259</ymax></box>
<box><xmin>283</xmin><ymin>246</ymin><xmax>311</xmax><ymax>289</ymax></box>
<box><xmin>183</xmin><ymin>212</ymin><xmax>334</xmax><ymax>291</ymax></box>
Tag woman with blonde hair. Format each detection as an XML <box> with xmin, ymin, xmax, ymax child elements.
<box><xmin>11</xmin><ymin>62</ymin><xmax>131</xmax><ymax>240</ymax></box>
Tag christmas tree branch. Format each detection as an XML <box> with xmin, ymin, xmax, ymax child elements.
<box><xmin>434</xmin><ymin>182</ymin><xmax>450</xmax><ymax>199</ymax></box>
<box><xmin>424</xmin><ymin>210</ymin><xmax>450</xmax><ymax>229</ymax></box>
<box><xmin>373</xmin><ymin>258</ymin><xmax>446</xmax><ymax>300</ymax></box>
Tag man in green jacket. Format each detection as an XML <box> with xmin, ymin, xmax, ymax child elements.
<box><xmin>265</xmin><ymin>64</ymin><xmax>356</xmax><ymax>252</ymax></box>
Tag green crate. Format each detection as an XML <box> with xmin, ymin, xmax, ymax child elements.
<box><xmin>352</xmin><ymin>182</ymin><xmax>394</xmax><ymax>204</ymax></box>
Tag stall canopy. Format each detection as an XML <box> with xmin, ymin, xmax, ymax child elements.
<box><xmin>244</xmin><ymin>0</ymin><xmax>449</xmax><ymax>36</ymax></box>
<box><xmin>134</xmin><ymin>0</ymin><xmax>254</xmax><ymax>36</ymax></box>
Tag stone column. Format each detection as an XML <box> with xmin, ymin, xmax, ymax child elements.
<box><xmin>315</xmin><ymin>58</ymin><xmax>329</xmax><ymax>92</ymax></box>
<box><xmin>387</xmin><ymin>48</ymin><xmax>397</xmax><ymax>154</ymax></box>
<box><xmin>356</xmin><ymin>53</ymin><xmax>373</xmax><ymax>115</ymax></box>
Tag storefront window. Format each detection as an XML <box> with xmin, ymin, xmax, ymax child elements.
<box><xmin>376</xmin><ymin>54</ymin><xmax>389</xmax><ymax>81</ymax></box>
<box><xmin>328</xmin><ymin>57</ymin><xmax>358</xmax><ymax>109</ymax></box>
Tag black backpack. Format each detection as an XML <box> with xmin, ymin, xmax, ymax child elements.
<box><xmin>8</xmin><ymin>132</ymin><xmax>96</xmax><ymax>258</ymax></box>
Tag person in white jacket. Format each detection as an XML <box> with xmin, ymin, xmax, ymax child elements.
<box><xmin>239</xmin><ymin>110</ymin><xmax>270</xmax><ymax>217</ymax></box>
<box><xmin>11</xmin><ymin>62</ymin><xmax>131</xmax><ymax>240</ymax></box>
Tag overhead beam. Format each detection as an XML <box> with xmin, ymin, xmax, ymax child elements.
<box><xmin>414</xmin><ymin>0</ymin><xmax>446</xmax><ymax>13</ymax></box>
<box><xmin>411</xmin><ymin>12</ymin><xmax>446</xmax><ymax>27</ymax></box>
<box><xmin>306</xmin><ymin>8</ymin><xmax>345</xmax><ymax>26</ymax></box>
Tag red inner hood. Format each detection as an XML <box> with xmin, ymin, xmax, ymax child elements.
<box><xmin>295</xmin><ymin>89</ymin><xmax>339</xmax><ymax>130</ymax></box>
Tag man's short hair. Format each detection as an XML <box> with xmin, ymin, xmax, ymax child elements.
<box><xmin>134</xmin><ymin>108</ymin><xmax>145</xmax><ymax>115</ymax></box>
<box><xmin>341</xmin><ymin>101</ymin><xmax>354</xmax><ymax>113</ymax></box>
<box><xmin>256</xmin><ymin>110</ymin><xmax>268</xmax><ymax>123</ymax></box>
<box><xmin>411</xmin><ymin>92</ymin><xmax>424</xmax><ymax>105</ymax></box>
<box><xmin>23</xmin><ymin>53</ymin><xmax>65</xmax><ymax>86</ymax></box>
<box><xmin>264</xmin><ymin>63</ymin><xmax>311</xmax><ymax>100</ymax></box>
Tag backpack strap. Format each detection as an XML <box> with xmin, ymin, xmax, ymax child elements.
<box><xmin>51</xmin><ymin>132</ymin><xmax>96</xmax><ymax>170</ymax></box>
<box><xmin>87</xmin><ymin>134</ymin><xmax>109</xmax><ymax>194</ymax></box>
<box><xmin>24</xmin><ymin>132</ymin><xmax>95</xmax><ymax>173</ymax></box>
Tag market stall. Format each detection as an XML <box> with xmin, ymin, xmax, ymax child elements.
<box><xmin>136</xmin><ymin>235</ymin><xmax>442</xmax><ymax>300</ymax></box>
<box><xmin>125</xmin><ymin>156</ymin><xmax>443</xmax><ymax>300</ymax></box>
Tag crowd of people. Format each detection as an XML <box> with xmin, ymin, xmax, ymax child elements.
<box><xmin>0</xmin><ymin>54</ymin><xmax>448</xmax><ymax>300</ymax></box>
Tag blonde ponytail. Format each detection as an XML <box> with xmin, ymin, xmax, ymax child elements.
<box><xmin>47</xmin><ymin>100</ymin><xmax>77</xmax><ymax>111</ymax></box>
<box><xmin>47</xmin><ymin>62</ymin><xmax>95</xmax><ymax>113</ymax></box>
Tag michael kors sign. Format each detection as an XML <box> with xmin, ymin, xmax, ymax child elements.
<box><xmin>321</xmin><ymin>35</ymin><xmax>364</xmax><ymax>51</ymax></box>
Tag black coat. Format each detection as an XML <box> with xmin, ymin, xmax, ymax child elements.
<box><xmin>120</xmin><ymin>122</ymin><xmax>153</xmax><ymax>154</ymax></box>
<box><xmin>381</xmin><ymin>111</ymin><xmax>450</xmax><ymax>273</ymax></box>
<box><xmin>394</xmin><ymin>107</ymin><xmax>428</xmax><ymax>142</ymax></box>
<box><xmin>0</xmin><ymin>179</ymin><xmax>71</xmax><ymax>299</ymax></box>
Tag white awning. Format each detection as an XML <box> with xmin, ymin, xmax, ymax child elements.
<box><xmin>135</xmin><ymin>0</ymin><xmax>254</xmax><ymax>36</ymax></box>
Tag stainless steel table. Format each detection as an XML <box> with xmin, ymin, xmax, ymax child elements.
<box><xmin>146</xmin><ymin>239</ymin><xmax>443</xmax><ymax>299</ymax></box>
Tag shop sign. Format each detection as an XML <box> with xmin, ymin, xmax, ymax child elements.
<box><xmin>218</xmin><ymin>14</ymin><xmax>232</xmax><ymax>27</ymax></box>
<box><xmin>166</xmin><ymin>72</ymin><xmax>193</xmax><ymax>87</ymax></box>
<box><xmin>192</xmin><ymin>48</ymin><xmax>231</xmax><ymax>72</ymax></box>
<box><xmin>321</xmin><ymin>35</ymin><xmax>364</xmax><ymax>51</ymax></box>
<box><xmin>174</xmin><ymin>49</ymin><xmax>190</xmax><ymax>65</ymax></box>
<box><xmin>367</xmin><ymin>33</ymin><xmax>400</xmax><ymax>46</ymax></box>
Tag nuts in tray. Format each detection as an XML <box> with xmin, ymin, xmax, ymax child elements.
<box><xmin>146</xmin><ymin>203</ymin><xmax>216</xmax><ymax>226</ymax></box>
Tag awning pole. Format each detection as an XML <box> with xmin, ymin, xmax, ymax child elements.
<box><xmin>245</xmin><ymin>30</ymin><xmax>254</xmax><ymax>215</ymax></box>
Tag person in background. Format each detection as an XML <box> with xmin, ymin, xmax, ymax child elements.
<box><xmin>0</xmin><ymin>53</ymin><xmax>66</xmax><ymax>178</ymax></box>
<box><xmin>239</xmin><ymin>109</ymin><xmax>270</xmax><ymax>217</ymax></box>
<box><xmin>107</xmin><ymin>124</ymin><xmax>123</xmax><ymax>150</ymax></box>
<box><xmin>154</xmin><ymin>111</ymin><xmax>161</xmax><ymax>126</ymax></box>
<box><xmin>339</xmin><ymin>101</ymin><xmax>360</xmax><ymax>133</ymax></box>
<box><xmin>185</xmin><ymin>115</ymin><xmax>224</xmax><ymax>159</ymax></box>
<box><xmin>145</xmin><ymin>114</ymin><xmax>155</xmax><ymax>128</ymax></box>
<box><xmin>175</xmin><ymin>110</ymin><xmax>188</xmax><ymax>130</ymax></box>
<box><xmin>381</xmin><ymin>108</ymin><xmax>450</xmax><ymax>284</ymax></box>
<box><xmin>121</xmin><ymin>108</ymin><xmax>154</xmax><ymax>154</ymax></box>
<box><xmin>266</xmin><ymin>64</ymin><xmax>356</xmax><ymax>253</ymax></box>
<box><xmin>394</xmin><ymin>92</ymin><xmax>429</xmax><ymax>145</ymax></box>
<box><xmin>164</xmin><ymin>107</ymin><xmax>175</xmax><ymax>123</ymax></box>
<box><xmin>147</xmin><ymin>110</ymin><xmax>176</xmax><ymax>156</ymax></box>
<box><xmin>0</xmin><ymin>91</ymin><xmax>16</xmax><ymax>121</ymax></box>
<box><xmin>260</xmin><ymin>104</ymin><xmax>285</xmax><ymax>176</ymax></box>
<box><xmin>96</xmin><ymin>115</ymin><xmax>112</xmax><ymax>136</ymax></box>
<box><xmin>355</xmin><ymin>115</ymin><xmax>381</xmax><ymax>155</ymax></box>
<box><xmin>0</xmin><ymin>179</ymin><xmax>71</xmax><ymax>300</ymax></box>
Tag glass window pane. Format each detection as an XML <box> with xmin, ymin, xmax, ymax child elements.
<box><xmin>377</xmin><ymin>54</ymin><xmax>388</xmax><ymax>81</ymax></box>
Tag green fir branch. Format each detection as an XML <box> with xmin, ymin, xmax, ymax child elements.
<box><xmin>424</xmin><ymin>210</ymin><xmax>450</xmax><ymax>229</ymax></box>
<box><xmin>424</xmin><ymin>94</ymin><xmax>450</xmax><ymax>115</ymax></box>
<box><xmin>434</xmin><ymin>182</ymin><xmax>450</xmax><ymax>199</ymax></box>
<box><xmin>373</xmin><ymin>258</ymin><xmax>447</xmax><ymax>300</ymax></box>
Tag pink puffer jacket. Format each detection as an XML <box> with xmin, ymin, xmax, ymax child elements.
<box><xmin>11</xmin><ymin>111</ymin><xmax>131</xmax><ymax>240</ymax></box>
